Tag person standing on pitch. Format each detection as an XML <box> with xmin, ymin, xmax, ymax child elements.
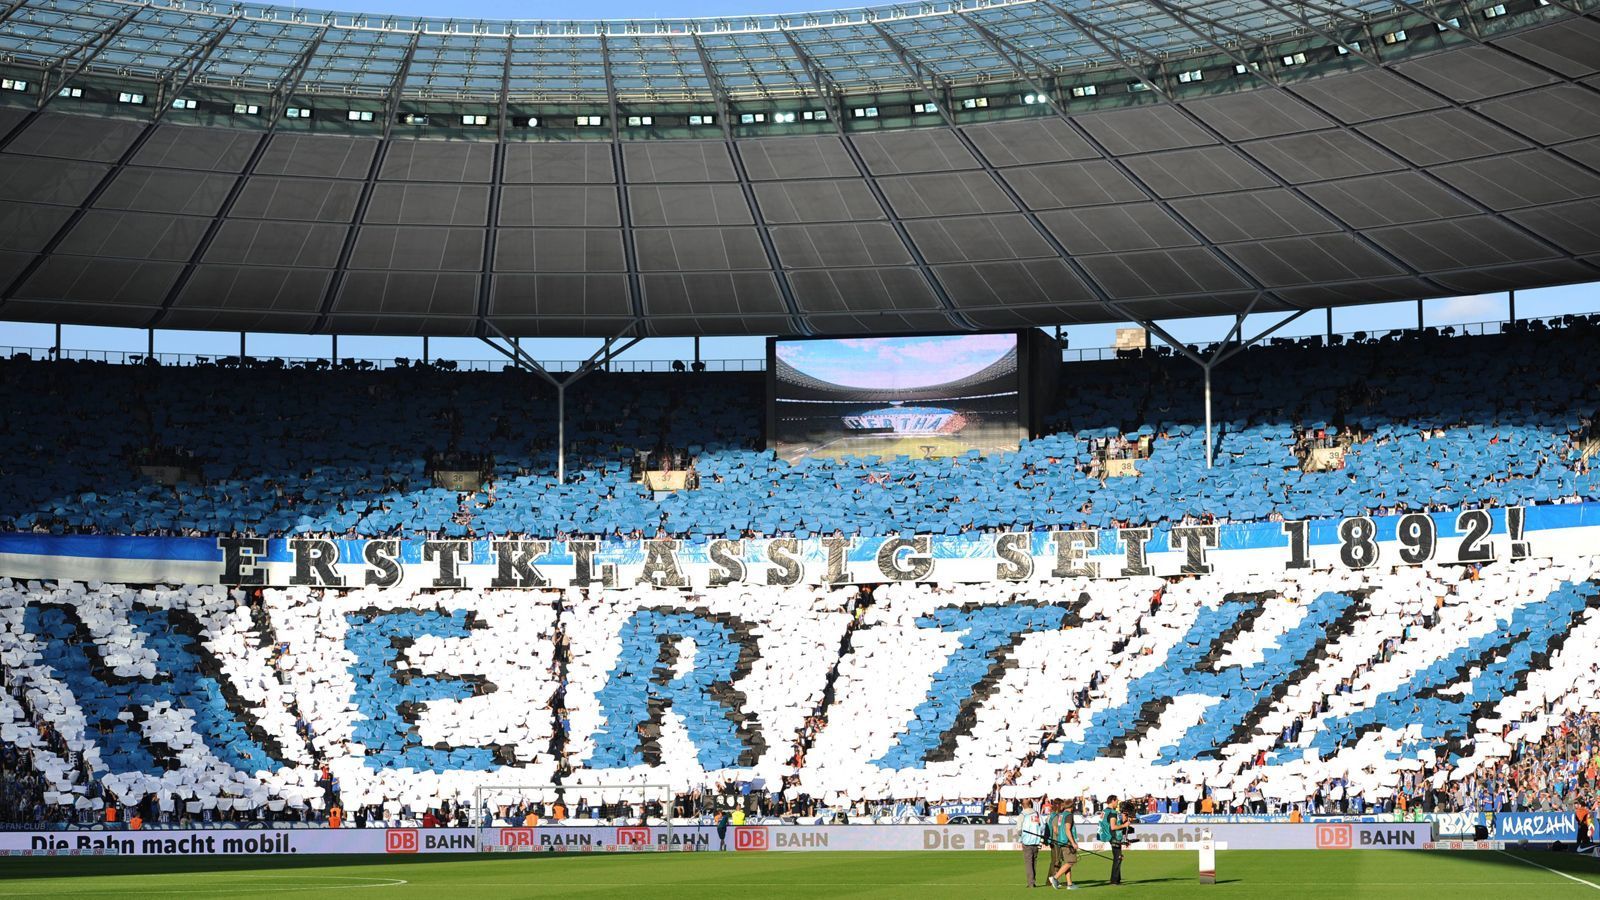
<box><xmin>715</xmin><ymin>809</ymin><xmax>730</xmax><ymax>850</ymax></box>
<box><xmin>1047</xmin><ymin>798</ymin><xmax>1079</xmax><ymax>890</ymax></box>
<box><xmin>1017</xmin><ymin>799</ymin><xmax>1045</xmax><ymax>887</ymax></box>
<box><xmin>1098</xmin><ymin>796</ymin><xmax>1129</xmax><ymax>886</ymax></box>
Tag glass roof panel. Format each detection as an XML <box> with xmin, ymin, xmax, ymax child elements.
<box><xmin>0</xmin><ymin>0</ymin><xmax>1506</xmax><ymax>101</ymax></box>
<box><xmin>92</xmin><ymin>7</ymin><xmax>231</xmax><ymax>78</ymax></box>
<box><xmin>604</xmin><ymin>32</ymin><xmax>711</xmax><ymax>103</ymax></box>
<box><xmin>789</xmin><ymin>22</ymin><xmax>912</xmax><ymax>94</ymax></box>
<box><xmin>193</xmin><ymin>21</ymin><xmax>326</xmax><ymax>91</ymax></box>
<box><xmin>0</xmin><ymin>0</ymin><xmax>132</xmax><ymax>70</ymax></box>
<box><xmin>402</xmin><ymin>31</ymin><xmax>507</xmax><ymax>99</ymax></box>
<box><xmin>507</xmin><ymin>34</ymin><xmax>607</xmax><ymax>102</ymax></box>
<box><xmin>298</xmin><ymin>26</ymin><xmax>416</xmax><ymax>98</ymax></box>
<box><xmin>699</xmin><ymin>29</ymin><xmax>814</xmax><ymax>100</ymax></box>
<box><xmin>878</xmin><ymin>14</ymin><xmax>1015</xmax><ymax>83</ymax></box>
<box><xmin>964</xmin><ymin>4</ymin><xmax>1114</xmax><ymax>72</ymax></box>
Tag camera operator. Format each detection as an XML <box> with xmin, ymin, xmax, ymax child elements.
<box><xmin>1017</xmin><ymin>799</ymin><xmax>1046</xmax><ymax>888</ymax></box>
<box><xmin>1046</xmin><ymin>798</ymin><xmax>1079</xmax><ymax>890</ymax></box>
<box><xmin>1098</xmin><ymin>795</ymin><xmax>1130</xmax><ymax>886</ymax></box>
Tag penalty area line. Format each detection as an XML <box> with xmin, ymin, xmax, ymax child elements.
<box><xmin>1498</xmin><ymin>849</ymin><xmax>1600</xmax><ymax>891</ymax></box>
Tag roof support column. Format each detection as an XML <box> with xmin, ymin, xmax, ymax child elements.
<box><xmin>35</xmin><ymin>5</ymin><xmax>141</xmax><ymax>113</ymax></box>
<box><xmin>153</xmin><ymin>24</ymin><xmax>330</xmax><ymax>328</ymax></box>
<box><xmin>312</xmin><ymin>28</ymin><xmax>421</xmax><ymax>335</ymax></box>
<box><xmin>482</xmin><ymin>320</ymin><xmax>640</xmax><ymax>483</ymax></box>
<box><xmin>781</xmin><ymin>26</ymin><xmax>971</xmax><ymax>332</ymax></box>
<box><xmin>1139</xmin><ymin>306</ymin><xmax>1307</xmax><ymax>468</ymax></box>
<box><xmin>957</xmin><ymin>11</ymin><xmax>1298</xmax><ymax>323</ymax></box>
<box><xmin>476</xmin><ymin>33</ymin><xmax>514</xmax><ymax>335</ymax></box>
<box><xmin>598</xmin><ymin>31</ymin><xmax>645</xmax><ymax>332</ymax></box>
<box><xmin>1040</xmin><ymin>0</ymin><xmax>1535</xmax><ymax>292</ymax></box>
<box><xmin>777</xmin><ymin>29</ymin><xmax>846</xmax><ymax>129</ymax></box>
<box><xmin>690</xmin><ymin>29</ymin><xmax>807</xmax><ymax>336</ymax></box>
<box><xmin>2</xmin><ymin>16</ymin><xmax>234</xmax><ymax>309</ymax></box>
<box><xmin>0</xmin><ymin>0</ymin><xmax>30</xmax><ymax>29</ymax></box>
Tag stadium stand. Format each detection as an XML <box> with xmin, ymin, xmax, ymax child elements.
<box><xmin>1</xmin><ymin>318</ymin><xmax>1597</xmax><ymax>542</ymax></box>
<box><xmin>1442</xmin><ymin>710</ymin><xmax>1600</xmax><ymax>815</ymax></box>
<box><xmin>2</xmin><ymin>554</ymin><xmax>1597</xmax><ymax>826</ymax></box>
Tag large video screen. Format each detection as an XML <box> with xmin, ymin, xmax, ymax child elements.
<box><xmin>769</xmin><ymin>333</ymin><xmax>1024</xmax><ymax>463</ymax></box>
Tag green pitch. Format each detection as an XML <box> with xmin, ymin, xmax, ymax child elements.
<box><xmin>2</xmin><ymin>850</ymin><xmax>1599</xmax><ymax>898</ymax></box>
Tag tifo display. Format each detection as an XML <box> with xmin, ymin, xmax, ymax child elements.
<box><xmin>2</xmin><ymin>556</ymin><xmax>1597</xmax><ymax>828</ymax></box>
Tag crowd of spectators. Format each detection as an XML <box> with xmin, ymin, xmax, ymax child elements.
<box><xmin>0</xmin><ymin>315</ymin><xmax>1596</xmax><ymax>541</ymax></box>
<box><xmin>1434</xmin><ymin>711</ymin><xmax>1600</xmax><ymax>814</ymax></box>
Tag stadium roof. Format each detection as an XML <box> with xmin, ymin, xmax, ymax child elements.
<box><xmin>0</xmin><ymin>0</ymin><xmax>1595</xmax><ymax>337</ymax></box>
<box><xmin>0</xmin><ymin>0</ymin><xmax>1425</xmax><ymax>101</ymax></box>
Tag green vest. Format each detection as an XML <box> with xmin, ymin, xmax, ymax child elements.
<box><xmin>1047</xmin><ymin>811</ymin><xmax>1075</xmax><ymax>845</ymax></box>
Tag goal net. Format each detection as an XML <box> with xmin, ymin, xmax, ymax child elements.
<box><xmin>474</xmin><ymin>784</ymin><xmax>676</xmax><ymax>853</ymax></box>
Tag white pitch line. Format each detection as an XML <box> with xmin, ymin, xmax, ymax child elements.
<box><xmin>1498</xmin><ymin>849</ymin><xmax>1600</xmax><ymax>891</ymax></box>
<box><xmin>452</xmin><ymin>880</ymin><xmax>1563</xmax><ymax>888</ymax></box>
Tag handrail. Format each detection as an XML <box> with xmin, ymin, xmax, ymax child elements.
<box><xmin>0</xmin><ymin>348</ymin><xmax>767</xmax><ymax>374</ymax></box>
<box><xmin>0</xmin><ymin>311</ymin><xmax>1587</xmax><ymax>373</ymax></box>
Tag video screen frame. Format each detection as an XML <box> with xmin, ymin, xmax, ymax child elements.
<box><xmin>765</xmin><ymin>330</ymin><xmax>1037</xmax><ymax>464</ymax></box>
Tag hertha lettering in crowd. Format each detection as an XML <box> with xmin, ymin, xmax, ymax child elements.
<box><xmin>2</xmin><ymin>0</ymin><xmax>1600</xmax><ymax>893</ymax></box>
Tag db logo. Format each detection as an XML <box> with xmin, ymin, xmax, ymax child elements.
<box><xmin>616</xmin><ymin>827</ymin><xmax>651</xmax><ymax>846</ymax></box>
<box><xmin>500</xmin><ymin>828</ymin><xmax>537</xmax><ymax>848</ymax></box>
<box><xmin>1315</xmin><ymin>824</ymin><xmax>1352</xmax><ymax>849</ymax></box>
<box><xmin>734</xmin><ymin>826</ymin><xmax>769</xmax><ymax>851</ymax></box>
<box><xmin>386</xmin><ymin>829</ymin><xmax>419</xmax><ymax>853</ymax></box>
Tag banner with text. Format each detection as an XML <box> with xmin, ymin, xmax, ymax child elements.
<box><xmin>0</xmin><ymin>503</ymin><xmax>1583</xmax><ymax>590</ymax></box>
<box><xmin>0</xmin><ymin>822</ymin><xmax>1433</xmax><ymax>855</ymax></box>
<box><xmin>1494</xmin><ymin>812</ymin><xmax>1577</xmax><ymax>842</ymax></box>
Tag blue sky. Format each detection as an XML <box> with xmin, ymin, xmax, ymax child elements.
<box><xmin>5</xmin><ymin>283</ymin><xmax>1597</xmax><ymax>369</ymax></box>
<box><xmin>309</xmin><ymin>0</ymin><xmax>811</xmax><ymax>18</ymax></box>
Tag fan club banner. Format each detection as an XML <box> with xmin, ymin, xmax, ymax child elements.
<box><xmin>0</xmin><ymin>503</ymin><xmax>1587</xmax><ymax>590</ymax></box>
<box><xmin>0</xmin><ymin>822</ymin><xmax>1433</xmax><ymax>855</ymax></box>
<box><xmin>1494</xmin><ymin>812</ymin><xmax>1578</xmax><ymax>841</ymax></box>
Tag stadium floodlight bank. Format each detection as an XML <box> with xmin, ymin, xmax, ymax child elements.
<box><xmin>474</xmin><ymin>784</ymin><xmax>675</xmax><ymax>852</ymax></box>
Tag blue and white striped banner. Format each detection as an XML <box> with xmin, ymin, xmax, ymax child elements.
<box><xmin>0</xmin><ymin>502</ymin><xmax>1587</xmax><ymax>589</ymax></box>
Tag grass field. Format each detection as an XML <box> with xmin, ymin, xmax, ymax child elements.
<box><xmin>3</xmin><ymin>850</ymin><xmax>1600</xmax><ymax>898</ymax></box>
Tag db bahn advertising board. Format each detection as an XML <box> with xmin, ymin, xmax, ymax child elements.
<box><xmin>0</xmin><ymin>823</ymin><xmax>1432</xmax><ymax>856</ymax></box>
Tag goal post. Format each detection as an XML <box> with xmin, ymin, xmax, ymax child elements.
<box><xmin>474</xmin><ymin>784</ymin><xmax>677</xmax><ymax>853</ymax></box>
